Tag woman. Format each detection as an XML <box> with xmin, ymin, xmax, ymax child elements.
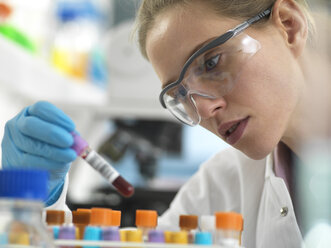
<box><xmin>134</xmin><ymin>0</ymin><xmax>331</xmax><ymax>246</ymax></box>
<box><xmin>1</xmin><ymin>0</ymin><xmax>330</xmax><ymax>247</ymax></box>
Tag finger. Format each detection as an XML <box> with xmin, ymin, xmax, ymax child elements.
<box><xmin>21</xmin><ymin>153</ymin><xmax>70</xmax><ymax>173</ymax></box>
<box><xmin>5</xmin><ymin>123</ymin><xmax>77</xmax><ymax>163</ymax></box>
<box><xmin>16</xmin><ymin>114</ymin><xmax>74</xmax><ymax>148</ymax></box>
<box><xmin>9</xmin><ymin>125</ymin><xmax>76</xmax><ymax>163</ymax></box>
<box><xmin>2</xmin><ymin>135</ymin><xmax>71</xmax><ymax>171</ymax></box>
<box><xmin>27</xmin><ymin>101</ymin><xmax>75</xmax><ymax>132</ymax></box>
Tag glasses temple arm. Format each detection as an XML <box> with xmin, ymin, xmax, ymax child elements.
<box><xmin>231</xmin><ymin>6</ymin><xmax>273</xmax><ymax>37</ymax></box>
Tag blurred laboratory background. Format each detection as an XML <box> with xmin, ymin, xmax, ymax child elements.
<box><xmin>0</xmin><ymin>0</ymin><xmax>330</xmax><ymax>240</ymax></box>
<box><xmin>0</xmin><ymin>0</ymin><xmax>230</xmax><ymax>227</ymax></box>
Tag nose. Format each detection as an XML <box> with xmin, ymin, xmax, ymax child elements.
<box><xmin>192</xmin><ymin>94</ymin><xmax>227</xmax><ymax>120</ymax></box>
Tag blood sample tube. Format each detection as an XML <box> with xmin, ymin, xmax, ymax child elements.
<box><xmin>179</xmin><ymin>215</ymin><xmax>198</xmax><ymax>243</ymax></box>
<box><xmin>71</xmin><ymin>132</ymin><xmax>134</xmax><ymax>197</ymax></box>
<box><xmin>72</xmin><ymin>209</ymin><xmax>91</xmax><ymax>239</ymax></box>
<box><xmin>135</xmin><ymin>210</ymin><xmax>158</xmax><ymax>242</ymax></box>
<box><xmin>45</xmin><ymin>210</ymin><xmax>65</xmax><ymax>239</ymax></box>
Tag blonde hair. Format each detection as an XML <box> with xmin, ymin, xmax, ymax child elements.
<box><xmin>134</xmin><ymin>0</ymin><xmax>315</xmax><ymax>59</ymax></box>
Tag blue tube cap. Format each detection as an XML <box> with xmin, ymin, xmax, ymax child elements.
<box><xmin>0</xmin><ymin>169</ymin><xmax>48</xmax><ymax>201</ymax></box>
<box><xmin>195</xmin><ymin>232</ymin><xmax>213</xmax><ymax>245</ymax></box>
<box><xmin>84</xmin><ymin>226</ymin><xmax>101</xmax><ymax>241</ymax></box>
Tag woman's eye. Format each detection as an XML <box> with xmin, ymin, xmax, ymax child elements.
<box><xmin>204</xmin><ymin>54</ymin><xmax>221</xmax><ymax>71</ymax></box>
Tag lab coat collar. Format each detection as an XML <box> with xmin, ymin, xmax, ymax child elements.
<box><xmin>265</xmin><ymin>152</ymin><xmax>275</xmax><ymax>179</ymax></box>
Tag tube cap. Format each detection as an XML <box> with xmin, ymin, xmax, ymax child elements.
<box><xmin>71</xmin><ymin>132</ymin><xmax>88</xmax><ymax>156</ymax></box>
<box><xmin>215</xmin><ymin>212</ymin><xmax>243</xmax><ymax>231</ymax></box>
<box><xmin>148</xmin><ymin>230</ymin><xmax>165</xmax><ymax>243</ymax></box>
<box><xmin>164</xmin><ymin>231</ymin><xmax>173</xmax><ymax>243</ymax></box>
<box><xmin>83</xmin><ymin>226</ymin><xmax>101</xmax><ymax>241</ymax></box>
<box><xmin>126</xmin><ymin>229</ymin><xmax>142</xmax><ymax>242</ymax></box>
<box><xmin>77</xmin><ymin>208</ymin><xmax>92</xmax><ymax>214</ymax></box>
<box><xmin>171</xmin><ymin>231</ymin><xmax>188</xmax><ymax>244</ymax></box>
<box><xmin>135</xmin><ymin>210</ymin><xmax>158</xmax><ymax>228</ymax></box>
<box><xmin>90</xmin><ymin>208</ymin><xmax>112</xmax><ymax>226</ymax></box>
<box><xmin>102</xmin><ymin>227</ymin><xmax>120</xmax><ymax>241</ymax></box>
<box><xmin>46</xmin><ymin>210</ymin><xmax>65</xmax><ymax>225</ymax></box>
<box><xmin>179</xmin><ymin>215</ymin><xmax>198</xmax><ymax>230</ymax></box>
<box><xmin>200</xmin><ymin>215</ymin><xmax>215</xmax><ymax>231</ymax></box>
<box><xmin>0</xmin><ymin>169</ymin><xmax>48</xmax><ymax>201</ymax></box>
<box><xmin>58</xmin><ymin>226</ymin><xmax>77</xmax><ymax>240</ymax></box>
<box><xmin>195</xmin><ymin>232</ymin><xmax>213</xmax><ymax>245</ymax></box>
<box><xmin>72</xmin><ymin>210</ymin><xmax>91</xmax><ymax>225</ymax></box>
<box><xmin>110</xmin><ymin>210</ymin><xmax>121</xmax><ymax>226</ymax></box>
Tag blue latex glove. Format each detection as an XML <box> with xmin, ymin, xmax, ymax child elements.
<box><xmin>1</xmin><ymin>101</ymin><xmax>77</xmax><ymax>206</ymax></box>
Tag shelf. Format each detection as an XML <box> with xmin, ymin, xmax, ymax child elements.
<box><xmin>0</xmin><ymin>35</ymin><xmax>107</xmax><ymax>107</ymax></box>
<box><xmin>0</xmin><ymin>34</ymin><xmax>172</xmax><ymax>120</ymax></box>
<box><xmin>53</xmin><ymin>239</ymin><xmax>233</xmax><ymax>248</ymax></box>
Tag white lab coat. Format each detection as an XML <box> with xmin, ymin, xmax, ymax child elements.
<box><xmin>157</xmin><ymin>147</ymin><xmax>303</xmax><ymax>248</ymax></box>
<box><xmin>49</xmin><ymin>146</ymin><xmax>302</xmax><ymax>248</ymax></box>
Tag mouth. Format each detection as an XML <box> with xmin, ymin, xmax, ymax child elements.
<box><xmin>218</xmin><ymin>117</ymin><xmax>250</xmax><ymax>145</ymax></box>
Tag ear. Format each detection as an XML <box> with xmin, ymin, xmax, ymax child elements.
<box><xmin>271</xmin><ymin>0</ymin><xmax>308</xmax><ymax>57</ymax></box>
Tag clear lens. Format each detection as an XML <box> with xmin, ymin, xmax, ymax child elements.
<box><xmin>163</xmin><ymin>85</ymin><xmax>200</xmax><ymax>126</ymax></box>
<box><xmin>163</xmin><ymin>33</ymin><xmax>261</xmax><ymax>126</ymax></box>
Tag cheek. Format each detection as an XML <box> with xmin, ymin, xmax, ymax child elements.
<box><xmin>229</xmin><ymin>50</ymin><xmax>301</xmax><ymax>158</ymax></box>
<box><xmin>235</xmin><ymin>43</ymin><xmax>301</xmax><ymax>117</ymax></box>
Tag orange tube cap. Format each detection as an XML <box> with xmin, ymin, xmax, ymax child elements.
<box><xmin>215</xmin><ymin>212</ymin><xmax>243</xmax><ymax>231</ymax></box>
<box><xmin>135</xmin><ymin>209</ymin><xmax>158</xmax><ymax>228</ymax></box>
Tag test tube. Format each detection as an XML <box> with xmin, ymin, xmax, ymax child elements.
<box><xmin>72</xmin><ymin>209</ymin><xmax>91</xmax><ymax>239</ymax></box>
<box><xmin>101</xmin><ymin>210</ymin><xmax>121</xmax><ymax>241</ymax></box>
<box><xmin>135</xmin><ymin>210</ymin><xmax>158</xmax><ymax>242</ymax></box>
<box><xmin>71</xmin><ymin>132</ymin><xmax>134</xmax><ymax>197</ymax></box>
<box><xmin>58</xmin><ymin>226</ymin><xmax>77</xmax><ymax>248</ymax></box>
<box><xmin>215</xmin><ymin>212</ymin><xmax>243</xmax><ymax>247</ymax></box>
<box><xmin>179</xmin><ymin>215</ymin><xmax>198</xmax><ymax>243</ymax></box>
<box><xmin>45</xmin><ymin>210</ymin><xmax>65</xmax><ymax>239</ymax></box>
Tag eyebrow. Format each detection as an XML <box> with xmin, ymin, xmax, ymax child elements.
<box><xmin>161</xmin><ymin>36</ymin><xmax>218</xmax><ymax>89</ymax></box>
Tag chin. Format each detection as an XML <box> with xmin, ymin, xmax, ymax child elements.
<box><xmin>239</xmin><ymin>143</ymin><xmax>274</xmax><ymax>160</ymax></box>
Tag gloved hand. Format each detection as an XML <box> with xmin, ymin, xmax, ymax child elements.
<box><xmin>1</xmin><ymin>101</ymin><xmax>77</xmax><ymax>206</ymax></box>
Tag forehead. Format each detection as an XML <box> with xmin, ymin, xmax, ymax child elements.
<box><xmin>145</xmin><ymin>2</ymin><xmax>239</xmax><ymax>87</ymax></box>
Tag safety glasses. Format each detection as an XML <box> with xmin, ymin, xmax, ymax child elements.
<box><xmin>159</xmin><ymin>6</ymin><xmax>273</xmax><ymax>126</ymax></box>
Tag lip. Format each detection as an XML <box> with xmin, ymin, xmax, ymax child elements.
<box><xmin>218</xmin><ymin>117</ymin><xmax>250</xmax><ymax>145</ymax></box>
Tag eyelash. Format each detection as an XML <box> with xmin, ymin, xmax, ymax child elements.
<box><xmin>204</xmin><ymin>54</ymin><xmax>221</xmax><ymax>72</ymax></box>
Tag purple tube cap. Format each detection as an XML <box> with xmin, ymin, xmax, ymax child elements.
<box><xmin>71</xmin><ymin>132</ymin><xmax>88</xmax><ymax>156</ymax></box>
<box><xmin>58</xmin><ymin>226</ymin><xmax>76</xmax><ymax>240</ymax></box>
<box><xmin>102</xmin><ymin>227</ymin><xmax>120</xmax><ymax>241</ymax></box>
<box><xmin>148</xmin><ymin>230</ymin><xmax>165</xmax><ymax>243</ymax></box>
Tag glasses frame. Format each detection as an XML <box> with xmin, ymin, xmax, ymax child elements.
<box><xmin>159</xmin><ymin>5</ymin><xmax>273</xmax><ymax>124</ymax></box>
